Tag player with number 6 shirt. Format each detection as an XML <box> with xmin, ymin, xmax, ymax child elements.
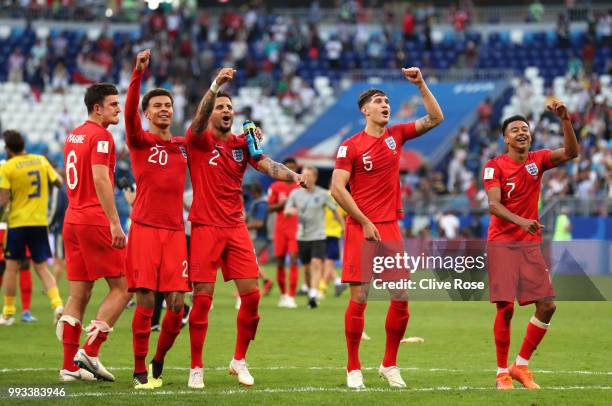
<box><xmin>184</xmin><ymin>67</ymin><xmax>306</xmax><ymax>389</ymax></box>
<box><xmin>331</xmin><ymin>67</ymin><xmax>444</xmax><ymax>389</ymax></box>
<box><xmin>483</xmin><ymin>101</ymin><xmax>579</xmax><ymax>390</ymax></box>
<box><xmin>59</xmin><ymin>83</ymin><xmax>131</xmax><ymax>383</ymax></box>
<box><xmin>124</xmin><ymin>49</ymin><xmax>190</xmax><ymax>389</ymax></box>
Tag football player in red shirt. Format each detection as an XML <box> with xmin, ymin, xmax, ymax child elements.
<box><xmin>331</xmin><ymin>67</ymin><xmax>443</xmax><ymax>389</ymax></box>
<box><xmin>185</xmin><ymin>69</ymin><xmax>306</xmax><ymax>388</ymax></box>
<box><xmin>267</xmin><ymin>157</ymin><xmax>300</xmax><ymax>308</ymax></box>
<box><xmin>483</xmin><ymin>101</ymin><xmax>578</xmax><ymax>390</ymax></box>
<box><xmin>125</xmin><ymin>50</ymin><xmax>190</xmax><ymax>389</ymax></box>
<box><xmin>58</xmin><ymin>83</ymin><xmax>131</xmax><ymax>382</ymax></box>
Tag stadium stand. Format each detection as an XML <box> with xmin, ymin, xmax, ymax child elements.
<box><xmin>0</xmin><ymin>1</ymin><xmax>609</xmax><ymax>239</ymax></box>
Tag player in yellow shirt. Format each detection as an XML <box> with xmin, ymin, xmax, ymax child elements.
<box><xmin>322</xmin><ymin>192</ymin><xmax>346</xmax><ymax>298</ymax></box>
<box><xmin>0</xmin><ymin>130</ymin><xmax>64</xmax><ymax>325</ymax></box>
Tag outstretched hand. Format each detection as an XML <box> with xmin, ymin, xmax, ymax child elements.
<box><xmin>135</xmin><ymin>49</ymin><xmax>151</xmax><ymax>71</ymax></box>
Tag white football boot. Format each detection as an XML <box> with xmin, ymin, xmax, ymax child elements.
<box><xmin>378</xmin><ymin>364</ymin><xmax>407</xmax><ymax>388</ymax></box>
<box><xmin>346</xmin><ymin>370</ymin><xmax>365</xmax><ymax>389</ymax></box>
<box><xmin>188</xmin><ymin>367</ymin><xmax>204</xmax><ymax>389</ymax></box>
<box><xmin>229</xmin><ymin>358</ymin><xmax>254</xmax><ymax>386</ymax></box>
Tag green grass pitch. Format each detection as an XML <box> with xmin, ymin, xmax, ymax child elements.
<box><xmin>0</xmin><ymin>265</ymin><xmax>611</xmax><ymax>405</ymax></box>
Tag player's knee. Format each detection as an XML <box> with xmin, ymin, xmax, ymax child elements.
<box><xmin>540</xmin><ymin>300</ymin><xmax>556</xmax><ymax>317</ymax></box>
<box><xmin>167</xmin><ymin>296</ymin><xmax>185</xmax><ymax>313</ymax></box>
<box><xmin>496</xmin><ymin>301</ymin><xmax>514</xmax><ymax>321</ymax></box>
<box><xmin>71</xmin><ymin>289</ymin><xmax>92</xmax><ymax>304</ymax></box>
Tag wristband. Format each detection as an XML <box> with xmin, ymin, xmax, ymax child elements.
<box><xmin>210</xmin><ymin>81</ymin><xmax>220</xmax><ymax>94</ymax></box>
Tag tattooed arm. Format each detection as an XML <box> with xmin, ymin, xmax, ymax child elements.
<box><xmin>191</xmin><ymin>68</ymin><xmax>236</xmax><ymax>135</ymax></box>
<box><xmin>402</xmin><ymin>67</ymin><xmax>444</xmax><ymax>136</ymax></box>
<box><xmin>257</xmin><ymin>157</ymin><xmax>307</xmax><ymax>187</ymax></box>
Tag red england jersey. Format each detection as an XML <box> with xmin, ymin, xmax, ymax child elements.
<box><xmin>334</xmin><ymin>123</ymin><xmax>418</xmax><ymax>224</ymax></box>
<box><xmin>125</xmin><ymin>69</ymin><xmax>187</xmax><ymax>230</ymax></box>
<box><xmin>185</xmin><ymin>126</ymin><xmax>264</xmax><ymax>227</ymax></box>
<box><xmin>268</xmin><ymin>181</ymin><xmax>299</xmax><ymax>235</ymax></box>
<box><xmin>64</xmin><ymin>120</ymin><xmax>116</xmax><ymax>226</ymax></box>
<box><xmin>483</xmin><ymin>150</ymin><xmax>556</xmax><ymax>242</ymax></box>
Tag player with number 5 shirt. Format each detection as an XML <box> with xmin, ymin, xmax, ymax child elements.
<box><xmin>124</xmin><ymin>49</ymin><xmax>189</xmax><ymax>389</ymax></box>
<box><xmin>59</xmin><ymin>83</ymin><xmax>131</xmax><ymax>383</ymax></box>
<box><xmin>331</xmin><ymin>67</ymin><xmax>444</xmax><ymax>389</ymax></box>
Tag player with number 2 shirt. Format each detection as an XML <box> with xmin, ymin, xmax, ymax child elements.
<box><xmin>483</xmin><ymin>101</ymin><xmax>578</xmax><ymax>390</ymax></box>
<box><xmin>184</xmin><ymin>68</ymin><xmax>306</xmax><ymax>389</ymax></box>
<box><xmin>124</xmin><ymin>49</ymin><xmax>189</xmax><ymax>389</ymax></box>
<box><xmin>59</xmin><ymin>83</ymin><xmax>131</xmax><ymax>383</ymax></box>
<box><xmin>331</xmin><ymin>67</ymin><xmax>444</xmax><ymax>389</ymax></box>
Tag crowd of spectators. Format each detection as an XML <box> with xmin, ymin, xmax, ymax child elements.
<box><xmin>2</xmin><ymin>2</ymin><xmax>610</xmax><ymax>222</ymax></box>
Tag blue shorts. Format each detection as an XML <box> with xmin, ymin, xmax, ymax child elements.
<box><xmin>325</xmin><ymin>236</ymin><xmax>340</xmax><ymax>261</ymax></box>
<box><xmin>5</xmin><ymin>226</ymin><xmax>52</xmax><ymax>262</ymax></box>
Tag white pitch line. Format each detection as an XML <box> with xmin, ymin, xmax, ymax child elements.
<box><xmin>2</xmin><ymin>366</ymin><xmax>612</xmax><ymax>375</ymax></box>
<box><xmin>59</xmin><ymin>385</ymin><xmax>612</xmax><ymax>398</ymax></box>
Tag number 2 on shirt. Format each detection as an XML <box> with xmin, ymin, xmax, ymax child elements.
<box><xmin>209</xmin><ymin>149</ymin><xmax>220</xmax><ymax>166</ymax></box>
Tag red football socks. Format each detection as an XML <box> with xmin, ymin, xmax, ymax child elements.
<box><xmin>132</xmin><ymin>306</ymin><xmax>153</xmax><ymax>374</ymax></box>
<box><xmin>62</xmin><ymin>322</ymin><xmax>81</xmax><ymax>372</ymax></box>
<box><xmin>345</xmin><ymin>300</ymin><xmax>367</xmax><ymax>371</ymax></box>
<box><xmin>494</xmin><ymin>302</ymin><xmax>514</xmax><ymax>369</ymax></box>
<box><xmin>518</xmin><ymin>317</ymin><xmax>548</xmax><ymax>361</ymax></box>
<box><xmin>276</xmin><ymin>265</ymin><xmax>286</xmax><ymax>295</ymax></box>
<box><xmin>382</xmin><ymin>300</ymin><xmax>409</xmax><ymax>368</ymax></box>
<box><xmin>289</xmin><ymin>264</ymin><xmax>299</xmax><ymax>297</ymax></box>
<box><xmin>83</xmin><ymin>330</ymin><xmax>107</xmax><ymax>358</ymax></box>
<box><xmin>234</xmin><ymin>289</ymin><xmax>261</xmax><ymax>360</ymax></box>
<box><xmin>19</xmin><ymin>269</ymin><xmax>32</xmax><ymax>312</ymax></box>
<box><xmin>153</xmin><ymin>307</ymin><xmax>183</xmax><ymax>364</ymax></box>
<box><xmin>189</xmin><ymin>293</ymin><xmax>213</xmax><ymax>368</ymax></box>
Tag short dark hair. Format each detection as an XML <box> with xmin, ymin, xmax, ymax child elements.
<box><xmin>84</xmin><ymin>83</ymin><xmax>119</xmax><ymax>114</ymax></box>
<box><xmin>501</xmin><ymin>115</ymin><xmax>529</xmax><ymax>135</ymax></box>
<box><xmin>141</xmin><ymin>88</ymin><xmax>174</xmax><ymax>111</ymax></box>
<box><xmin>358</xmin><ymin>88</ymin><xmax>387</xmax><ymax>109</ymax></box>
<box><xmin>216</xmin><ymin>91</ymin><xmax>232</xmax><ymax>102</ymax></box>
<box><xmin>3</xmin><ymin>130</ymin><xmax>25</xmax><ymax>153</ymax></box>
<box><xmin>283</xmin><ymin>157</ymin><xmax>297</xmax><ymax>165</ymax></box>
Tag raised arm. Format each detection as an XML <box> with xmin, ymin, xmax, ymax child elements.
<box><xmin>486</xmin><ymin>187</ymin><xmax>543</xmax><ymax>236</ymax></box>
<box><xmin>191</xmin><ymin>67</ymin><xmax>236</xmax><ymax>135</ymax></box>
<box><xmin>547</xmin><ymin>99</ymin><xmax>579</xmax><ymax>167</ymax></box>
<box><xmin>402</xmin><ymin>67</ymin><xmax>444</xmax><ymax>136</ymax></box>
<box><xmin>330</xmin><ymin>169</ymin><xmax>380</xmax><ymax>241</ymax></box>
<box><xmin>125</xmin><ymin>49</ymin><xmax>150</xmax><ymax>145</ymax></box>
<box><xmin>257</xmin><ymin>157</ymin><xmax>307</xmax><ymax>187</ymax></box>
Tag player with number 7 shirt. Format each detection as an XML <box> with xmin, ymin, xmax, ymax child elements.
<box><xmin>59</xmin><ymin>83</ymin><xmax>132</xmax><ymax>383</ymax></box>
<box><xmin>184</xmin><ymin>67</ymin><xmax>306</xmax><ymax>389</ymax></box>
<box><xmin>124</xmin><ymin>49</ymin><xmax>190</xmax><ymax>389</ymax></box>
<box><xmin>483</xmin><ymin>100</ymin><xmax>579</xmax><ymax>390</ymax></box>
